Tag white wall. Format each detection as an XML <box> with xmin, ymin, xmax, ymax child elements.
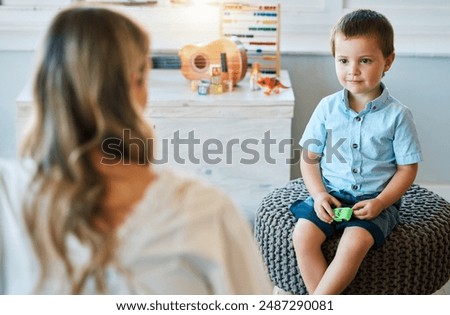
<box><xmin>2</xmin><ymin>0</ymin><xmax>450</xmax><ymax>54</ymax></box>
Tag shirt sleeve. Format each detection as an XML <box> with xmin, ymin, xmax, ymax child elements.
<box><xmin>393</xmin><ymin>107</ymin><xmax>423</xmax><ymax>165</ymax></box>
<box><xmin>299</xmin><ymin>99</ymin><xmax>328</xmax><ymax>154</ymax></box>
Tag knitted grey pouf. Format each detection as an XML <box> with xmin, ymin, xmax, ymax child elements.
<box><xmin>254</xmin><ymin>178</ymin><xmax>450</xmax><ymax>294</ymax></box>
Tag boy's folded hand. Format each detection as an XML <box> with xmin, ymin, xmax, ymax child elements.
<box><xmin>352</xmin><ymin>198</ymin><xmax>385</xmax><ymax>220</ymax></box>
<box><xmin>313</xmin><ymin>192</ymin><xmax>342</xmax><ymax>224</ymax></box>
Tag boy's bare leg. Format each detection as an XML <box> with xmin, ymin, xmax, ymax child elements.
<box><xmin>292</xmin><ymin>219</ymin><xmax>328</xmax><ymax>294</ymax></box>
<box><xmin>313</xmin><ymin>227</ymin><xmax>374</xmax><ymax>295</ymax></box>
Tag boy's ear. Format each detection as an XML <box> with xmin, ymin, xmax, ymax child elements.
<box><xmin>384</xmin><ymin>52</ymin><xmax>396</xmax><ymax>72</ymax></box>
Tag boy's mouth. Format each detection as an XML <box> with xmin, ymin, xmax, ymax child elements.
<box><xmin>347</xmin><ymin>80</ymin><xmax>363</xmax><ymax>84</ymax></box>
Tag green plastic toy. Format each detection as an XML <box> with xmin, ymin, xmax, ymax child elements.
<box><xmin>333</xmin><ymin>207</ymin><xmax>353</xmax><ymax>222</ymax></box>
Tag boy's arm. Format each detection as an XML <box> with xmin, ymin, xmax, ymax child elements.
<box><xmin>353</xmin><ymin>163</ymin><xmax>418</xmax><ymax>220</ymax></box>
<box><xmin>301</xmin><ymin>149</ymin><xmax>341</xmax><ymax>223</ymax></box>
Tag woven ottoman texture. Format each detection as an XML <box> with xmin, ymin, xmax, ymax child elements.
<box><xmin>254</xmin><ymin>178</ymin><xmax>450</xmax><ymax>294</ymax></box>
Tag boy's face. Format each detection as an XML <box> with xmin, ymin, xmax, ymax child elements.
<box><xmin>334</xmin><ymin>33</ymin><xmax>394</xmax><ymax>100</ymax></box>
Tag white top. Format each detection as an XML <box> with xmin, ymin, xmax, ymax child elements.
<box><xmin>17</xmin><ymin>70</ymin><xmax>295</xmax><ymax>120</ymax></box>
<box><xmin>0</xmin><ymin>159</ymin><xmax>272</xmax><ymax>294</ymax></box>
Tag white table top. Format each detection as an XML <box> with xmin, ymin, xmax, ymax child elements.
<box><xmin>17</xmin><ymin>69</ymin><xmax>295</xmax><ymax>119</ymax></box>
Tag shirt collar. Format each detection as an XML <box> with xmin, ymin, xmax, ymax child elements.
<box><xmin>341</xmin><ymin>82</ymin><xmax>390</xmax><ymax>115</ymax></box>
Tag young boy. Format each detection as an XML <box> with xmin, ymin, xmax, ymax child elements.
<box><xmin>290</xmin><ymin>9</ymin><xmax>422</xmax><ymax>294</ymax></box>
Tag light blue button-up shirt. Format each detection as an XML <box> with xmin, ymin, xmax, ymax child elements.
<box><xmin>300</xmin><ymin>83</ymin><xmax>422</xmax><ymax>196</ymax></box>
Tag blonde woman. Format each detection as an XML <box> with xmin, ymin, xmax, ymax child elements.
<box><xmin>0</xmin><ymin>5</ymin><xmax>271</xmax><ymax>294</ymax></box>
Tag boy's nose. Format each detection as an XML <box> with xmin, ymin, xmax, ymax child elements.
<box><xmin>347</xmin><ymin>63</ymin><xmax>360</xmax><ymax>76</ymax></box>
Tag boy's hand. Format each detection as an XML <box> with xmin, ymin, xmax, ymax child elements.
<box><xmin>313</xmin><ymin>192</ymin><xmax>341</xmax><ymax>224</ymax></box>
<box><xmin>352</xmin><ymin>198</ymin><xmax>385</xmax><ymax>220</ymax></box>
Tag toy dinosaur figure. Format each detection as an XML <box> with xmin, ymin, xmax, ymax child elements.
<box><xmin>257</xmin><ymin>76</ymin><xmax>290</xmax><ymax>95</ymax></box>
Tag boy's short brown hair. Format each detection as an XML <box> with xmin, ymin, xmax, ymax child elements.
<box><xmin>330</xmin><ymin>9</ymin><xmax>394</xmax><ymax>57</ymax></box>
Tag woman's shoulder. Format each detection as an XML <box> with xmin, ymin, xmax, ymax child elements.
<box><xmin>154</xmin><ymin>166</ymin><xmax>232</xmax><ymax>205</ymax></box>
<box><xmin>0</xmin><ymin>159</ymin><xmax>39</xmax><ymax>294</ymax></box>
<box><xmin>121</xmin><ymin>165</ymin><xmax>239</xmax><ymax>233</ymax></box>
<box><xmin>151</xmin><ymin>166</ymin><xmax>239</xmax><ymax>221</ymax></box>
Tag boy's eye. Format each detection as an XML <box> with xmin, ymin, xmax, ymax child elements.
<box><xmin>360</xmin><ymin>58</ymin><xmax>371</xmax><ymax>64</ymax></box>
<box><xmin>338</xmin><ymin>59</ymin><xmax>348</xmax><ymax>64</ymax></box>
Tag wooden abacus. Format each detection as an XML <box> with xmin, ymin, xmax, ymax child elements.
<box><xmin>220</xmin><ymin>2</ymin><xmax>281</xmax><ymax>76</ymax></box>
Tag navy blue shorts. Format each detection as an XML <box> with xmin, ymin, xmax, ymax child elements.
<box><xmin>290</xmin><ymin>190</ymin><xmax>400</xmax><ymax>249</ymax></box>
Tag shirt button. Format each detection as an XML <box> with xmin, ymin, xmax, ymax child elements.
<box><xmin>352</xmin><ymin>143</ymin><xmax>358</xmax><ymax>149</ymax></box>
<box><xmin>352</xmin><ymin>168</ymin><xmax>358</xmax><ymax>174</ymax></box>
<box><xmin>372</xmin><ymin>106</ymin><xmax>377</xmax><ymax>110</ymax></box>
<box><xmin>355</xmin><ymin>116</ymin><xmax>361</xmax><ymax>122</ymax></box>
<box><xmin>352</xmin><ymin>185</ymin><xmax>359</xmax><ymax>191</ymax></box>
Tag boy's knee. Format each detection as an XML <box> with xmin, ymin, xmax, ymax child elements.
<box><xmin>292</xmin><ymin>219</ymin><xmax>308</xmax><ymax>243</ymax></box>
<box><xmin>292</xmin><ymin>219</ymin><xmax>325</xmax><ymax>252</ymax></box>
<box><xmin>341</xmin><ymin>227</ymin><xmax>374</xmax><ymax>252</ymax></box>
<box><xmin>356</xmin><ymin>232</ymin><xmax>375</xmax><ymax>251</ymax></box>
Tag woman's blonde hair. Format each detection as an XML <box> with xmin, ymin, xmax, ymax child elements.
<box><xmin>20</xmin><ymin>5</ymin><xmax>153</xmax><ymax>293</ymax></box>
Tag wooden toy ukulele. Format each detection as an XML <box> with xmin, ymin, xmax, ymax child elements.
<box><xmin>179</xmin><ymin>37</ymin><xmax>248</xmax><ymax>86</ymax></box>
